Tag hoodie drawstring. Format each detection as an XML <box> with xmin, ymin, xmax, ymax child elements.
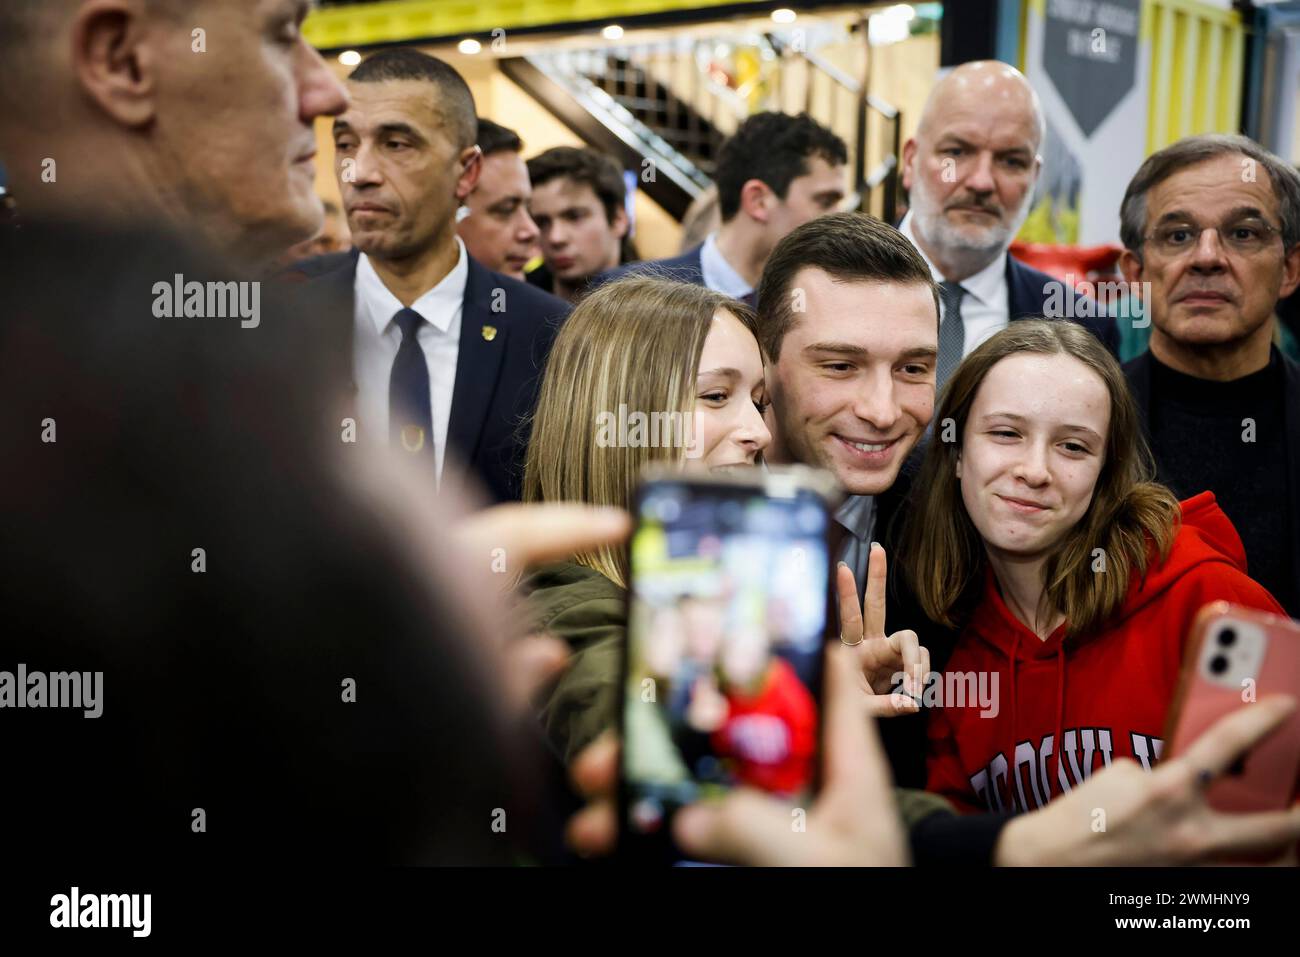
<box><xmin>1007</xmin><ymin>632</ymin><xmax>1020</xmax><ymax>811</ymax></box>
<box><xmin>1054</xmin><ymin>645</ymin><xmax>1065</xmax><ymax>800</ymax></box>
<box><xmin>1005</xmin><ymin>631</ymin><xmax>1068</xmax><ymax>811</ymax></box>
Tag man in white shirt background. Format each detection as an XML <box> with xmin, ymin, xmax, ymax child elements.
<box><xmin>601</xmin><ymin>111</ymin><xmax>848</xmax><ymax>304</ymax></box>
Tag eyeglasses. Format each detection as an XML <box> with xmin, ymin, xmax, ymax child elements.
<box><xmin>1143</xmin><ymin>216</ymin><xmax>1283</xmax><ymax>258</ymax></box>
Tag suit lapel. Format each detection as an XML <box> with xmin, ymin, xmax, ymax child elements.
<box><xmin>447</xmin><ymin>258</ymin><xmax>509</xmax><ymax>464</ymax></box>
<box><xmin>687</xmin><ymin>245</ymin><xmax>705</xmax><ymax>285</ymax></box>
<box><xmin>332</xmin><ymin>250</ymin><xmax>361</xmax><ymax>395</ymax></box>
<box><xmin>1004</xmin><ymin>257</ymin><xmax>1030</xmax><ymax>321</ymax></box>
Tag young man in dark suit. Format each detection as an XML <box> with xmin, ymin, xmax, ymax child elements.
<box><xmin>898</xmin><ymin>61</ymin><xmax>1118</xmax><ymax>388</ymax></box>
<box><xmin>290</xmin><ymin>50</ymin><xmax>569</xmax><ymax>504</ymax></box>
<box><xmin>600</xmin><ymin>112</ymin><xmax>847</xmax><ymax>303</ymax></box>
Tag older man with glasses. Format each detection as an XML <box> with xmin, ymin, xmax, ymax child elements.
<box><xmin>1119</xmin><ymin>133</ymin><xmax>1300</xmax><ymax>615</ymax></box>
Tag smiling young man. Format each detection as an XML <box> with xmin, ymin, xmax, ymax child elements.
<box><xmin>0</xmin><ymin>0</ymin><xmax>347</xmax><ymax>266</ymax></box>
<box><xmin>1119</xmin><ymin>134</ymin><xmax>1300</xmax><ymax>614</ymax></box>
<box><xmin>292</xmin><ymin>50</ymin><xmax>569</xmax><ymax>503</ymax></box>
<box><xmin>758</xmin><ymin>213</ymin><xmax>939</xmax><ymax>594</ymax></box>
<box><xmin>899</xmin><ymin>61</ymin><xmax>1116</xmax><ymax>385</ymax></box>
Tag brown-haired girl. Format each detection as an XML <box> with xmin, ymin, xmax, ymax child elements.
<box><xmin>903</xmin><ymin>320</ymin><xmax>1283</xmax><ymax>813</ymax></box>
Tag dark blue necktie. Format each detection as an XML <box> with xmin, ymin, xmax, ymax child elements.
<box><xmin>389</xmin><ymin>307</ymin><xmax>435</xmax><ymax>466</ymax></box>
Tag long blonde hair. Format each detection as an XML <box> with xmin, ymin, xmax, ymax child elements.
<box><xmin>900</xmin><ymin>320</ymin><xmax>1181</xmax><ymax>638</ymax></box>
<box><xmin>523</xmin><ymin>275</ymin><xmax>759</xmax><ymax>587</ymax></box>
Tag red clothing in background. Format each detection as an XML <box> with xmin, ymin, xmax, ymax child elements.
<box><xmin>714</xmin><ymin>657</ymin><xmax>817</xmax><ymax>796</ymax></box>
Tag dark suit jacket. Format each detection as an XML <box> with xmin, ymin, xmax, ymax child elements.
<box><xmin>1006</xmin><ymin>255</ymin><xmax>1119</xmax><ymax>356</ymax></box>
<box><xmin>289</xmin><ymin>248</ymin><xmax>570</xmax><ymax>503</ymax></box>
<box><xmin>595</xmin><ymin>244</ymin><xmax>705</xmax><ymax>288</ymax></box>
<box><xmin>1123</xmin><ymin>347</ymin><xmax>1300</xmax><ymax>609</ymax></box>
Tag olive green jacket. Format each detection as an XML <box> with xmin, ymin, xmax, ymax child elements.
<box><xmin>518</xmin><ymin>560</ymin><xmax>958</xmax><ymax>835</ymax></box>
<box><xmin>520</xmin><ymin>561</ymin><xmax>626</xmax><ymax>764</ymax></box>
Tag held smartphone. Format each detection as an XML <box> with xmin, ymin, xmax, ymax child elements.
<box><xmin>617</xmin><ymin>464</ymin><xmax>841</xmax><ymax>864</ymax></box>
<box><xmin>1165</xmin><ymin>602</ymin><xmax>1300</xmax><ymax>814</ymax></box>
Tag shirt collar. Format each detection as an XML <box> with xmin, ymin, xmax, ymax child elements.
<box><xmin>356</xmin><ymin>237</ymin><xmax>469</xmax><ymax>336</ymax></box>
<box><xmin>898</xmin><ymin>211</ymin><xmax>1007</xmax><ymax>308</ymax></box>
<box><xmin>834</xmin><ymin>494</ymin><xmax>875</xmax><ymax>541</ymax></box>
<box><xmin>699</xmin><ymin>232</ymin><xmax>754</xmax><ymax>299</ymax></box>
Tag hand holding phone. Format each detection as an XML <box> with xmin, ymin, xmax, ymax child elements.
<box><xmin>618</xmin><ymin>465</ymin><xmax>839</xmax><ymax>863</ymax></box>
<box><xmin>1165</xmin><ymin>602</ymin><xmax>1300</xmax><ymax>815</ymax></box>
<box><xmin>570</xmin><ymin>643</ymin><xmax>909</xmax><ymax>866</ymax></box>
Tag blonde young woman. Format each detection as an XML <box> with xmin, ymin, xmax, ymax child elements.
<box><xmin>520</xmin><ymin>275</ymin><xmax>771</xmax><ymax>762</ymax></box>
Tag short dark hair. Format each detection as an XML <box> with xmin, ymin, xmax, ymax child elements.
<box><xmin>526</xmin><ymin>147</ymin><xmax>627</xmax><ymax>226</ymax></box>
<box><xmin>476</xmin><ymin>118</ymin><xmax>523</xmax><ymax>157</ymax></box>
<box><xmin>349</xmin><ymin>49</ymin><xmax>477</xmax><ymax>151</ymax></box>
<box><xmin>1120</xmin><ymin>133</ymin><xmax>1300</xmax><ymax>257</ymax></box>
<box><xmin>715</xmin><ymin>112</ymin><xmax>848</xmax><ymax>222</ymax></box>
<box><xmin>756</xmin><ymin>212</ymin><xmax>939</xmax><ymax>361</ymax></box>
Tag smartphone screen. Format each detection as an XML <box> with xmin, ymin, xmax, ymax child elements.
<box><xmin>619</xmin><ymin>471</ymin><xmax>833</xmax><ymax>864</ymax></box>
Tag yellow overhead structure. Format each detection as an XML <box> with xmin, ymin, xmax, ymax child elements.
<box><xmin>1142</xmin><ymin>0</ymin><xmax>1244</xmax><ymax>153</ymax></box>
<box><xmin>303</xmin><ymin>0</ymin><xmax>772</xmax><ymax>50</ymax></box>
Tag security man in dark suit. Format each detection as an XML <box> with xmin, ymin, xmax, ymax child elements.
<box><xmin>290</xmin><ymin>50</ymin><xmax>569</xmax><ymax>504</ymax></box>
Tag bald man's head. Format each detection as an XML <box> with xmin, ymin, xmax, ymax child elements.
<box><xmin>902</xmin><ymin>60</ymin><xmax>1044</xmax><ymax>280</ymax></box>
<box><xmin>0</xmin><ymin>0</ymin><xmax>348</xmax><ymax>266</ymax></box>
<box><xmin>916</xmin><ymin>61</ymin><xmax>1045</xmax><ymax>148</ymax></box>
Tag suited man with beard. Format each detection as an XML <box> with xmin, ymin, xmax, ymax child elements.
<box><xmin>898</xmin><ymin>61</ymin><xmax>1117</xmax><ymax>392</ymax></box>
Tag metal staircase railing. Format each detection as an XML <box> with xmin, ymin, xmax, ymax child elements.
<box><xmin>504</xmin><ymin>16</ymin><xmax>903</xmax><ymax>223</ymax></box>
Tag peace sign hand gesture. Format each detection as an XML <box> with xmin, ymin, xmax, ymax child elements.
<box><xmin>836</xmin><ymin>542</ymin><xmax>930</xmax><ymax>718</ymax></box>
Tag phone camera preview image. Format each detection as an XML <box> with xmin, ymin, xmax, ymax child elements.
<box><xmin>621</xmin><ymin>479</ymin><xmax>830</xmax><ymax>860</ymax></box>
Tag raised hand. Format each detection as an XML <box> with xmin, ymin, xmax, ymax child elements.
<box><xmin>836</xmin><ymin>542</ymin><xmax>930</xmax><ymax>718</ymax></box>
<box><xmin>565</xmin><ymin>645</ymin><xmax>910</xmax><ymax>866</ymax></box>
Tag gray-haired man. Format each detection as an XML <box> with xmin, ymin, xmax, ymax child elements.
<box><xmin>1118</xmin><ymin>134</ymin><xmax>1300</xmax><ymax>614</ymax></box>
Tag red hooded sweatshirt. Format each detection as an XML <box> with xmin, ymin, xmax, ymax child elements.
<box><xmin>926</xmin><ymin>492</ymin><xmax>1285</xmax><ymax>814</ymax></box>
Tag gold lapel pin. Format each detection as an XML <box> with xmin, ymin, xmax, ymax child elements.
<box><xmin>400</xmin><ymin>425</ymin><xmax>425</xmax><ymax>452</ymax></box>
<box><xmin>481</xmin><ymin>324</ymin><xmax>498</xmax><ymax>341</ymax></box>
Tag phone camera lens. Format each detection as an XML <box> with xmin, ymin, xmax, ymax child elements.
<box><xmin>1217</xmin><ymin>627</ymin><xmax>1236</xmax><ymax>648</ymax></box>
<box><xmin>1210</xmin><ymin>655</ymin><xmax>1230</xmax><ymax>675</ymax></box>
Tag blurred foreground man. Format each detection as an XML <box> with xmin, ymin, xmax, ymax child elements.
<box><xmin>0</xmin><ymin>0</ymin><xmax>348</xmax><ymax>265</ymax></box>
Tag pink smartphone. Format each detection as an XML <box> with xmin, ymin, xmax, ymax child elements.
<box><xmin>1164</xmin><ymin>602</ymin><xmax>1300</xmax><ymax>814</ymax></box>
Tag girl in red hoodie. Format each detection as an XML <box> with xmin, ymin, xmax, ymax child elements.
<box><xmin>902</xmin><ymin>320</ymin><xmax>1285</xmax><ymax>814</ymax></box>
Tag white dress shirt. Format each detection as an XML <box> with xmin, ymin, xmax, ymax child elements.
<box><xmin>699</xmin><ymin>232</ymin><xmax>755</xmax><ymax>300</ymax></box>
<box><xmin>352</xmin><ymin>239</ymin><xmax>468</xmax><ymax>481</ymax></box>
<box><xmin>898</xmin><ymin>212</ymin><xmax>1009</xmax><ymax>357</ymax></box>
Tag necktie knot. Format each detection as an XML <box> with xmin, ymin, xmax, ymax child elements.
<box><xmin>940</xmin><ymin>281</ymin><xmax>965</xmax><ymax>311</ymax></box>
<box><xmin>394</xmin><ymin>308</ymin><xmax>424</xmax><ymax>341</ymax></box>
